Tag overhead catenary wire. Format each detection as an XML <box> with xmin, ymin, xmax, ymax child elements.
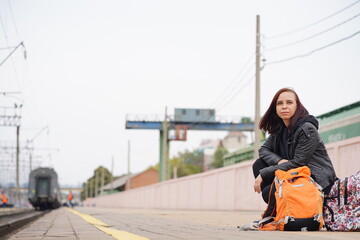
<box><xmin>213</xmin><ymin>64</ymin><xmax>255</xmax><ymax>111</ymax></box>
<box><xmin>266</xmin><ymin>29</ymin><xmax>360</xmax><ymax>66</ymax></box>
<box><xmin>0</xmin><ymin>10</ymin><xmax>23</xmax><ymax>98</ymax></box>
<box><xmin>266</xmin><ymin>12</ymin><xmax>360</xmax><ymax>51</ymax></box>
<box><xmin>0</xmin><ymin>8</ymin><xmax>10</xmax><ymax>45</ymax></box>
<box><xmin>1</xmin><ymin>1</ymin><xmax>42</xmax><ymax>141</ymax></box>
<box><xmin>0</xmin><ymin>4</ymin><xmax>45</xmax><ymax>174</ymax></box>
<box><xmin>266</xmin><ymin>0</ymin><xmax>360</xmax><ymax>39</ymax></box>
<box><xmin>7</xmin><ymin>0</ymin><xmax>21</xmax><ymax>40</ymax></box>
<box><xmin>0</xmin><ymin>45</ymin><xmax>20</xmax><ymax>50</ymax></box>
<box><xmin>180</xmin><ymin>53</ymin><xmax>257</xmax><ymax>130</ymax></box>
<box><xmin>216</xmin><ymin>74</ymin><xmax>256</xmax><ymax>112</ymax></box>
<box><xmin>211</xmin><ymin>59</ymin><xmax>255</xmax><ymax>110</ymax></box>
<box><xmin>181</xmin><ymin>38</ymin><xmax>264</xmax><ymax>129</ymax></box>
<box><xmin>179</xmin><ymin>66</ymin><xmax>257</xmax><ymax>133</ymax></box>
<box><xmin>185</xmin><ymin>65</ymin><xmax>259</xmax><ymax>130</ymax></box>
<box><xmin>3</xmin><ymin>1</ymin><xmax>37</xmax><ymax>131</ymax></box>
<box><xmin>175</xmin><ymin>5</ymin><xmax>359</xmax><ymax>128</ymax></box>
<box><xmin>210</xmin><ymin>53</ymin><xmax>255</xmax><ymax>108</ymax></box>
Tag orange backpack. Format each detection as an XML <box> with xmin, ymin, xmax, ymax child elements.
<box><xmin>259</xmin><ymin>166</ymin><xmax>324</xmax><ymax>231</ymax></box>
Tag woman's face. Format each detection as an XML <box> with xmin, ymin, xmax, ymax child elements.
<box><xmin>276</xmin><ymin>91</ymin><xmax>297</xmax><ymax>126</ymax></box>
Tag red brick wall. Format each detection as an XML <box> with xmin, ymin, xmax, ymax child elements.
<box><xmin>126</xmin><ymin>168</ymin><xmax>158</xmax><ymax>190</ymax></box>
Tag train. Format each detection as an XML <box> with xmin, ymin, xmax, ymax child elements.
<box><xmin>28</xmin><ymin>167</ymin><xmax>61</xmax><ymax>210</ymax></box>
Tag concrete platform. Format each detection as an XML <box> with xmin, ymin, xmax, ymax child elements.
<box><xmin>6</xmin><ymin>207</ymin><xmax>360</xmax><ymax>240</ymax></box>
<box><xmin>7</xmin><ymin>208</ymin><xmax>114</xmax><ymax>240</ymax></box>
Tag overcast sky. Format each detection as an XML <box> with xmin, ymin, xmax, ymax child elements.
<box><xmin>1</xmin><ymin>0</ymin><xmax>359</xmax><ymax>187</ymax></box>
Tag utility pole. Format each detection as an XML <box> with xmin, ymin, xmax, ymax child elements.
<box><xmin>90</xmin><ymin>181</ymin><xmax>93</xmax><ymax>198</ymax></box>
<box><xmin>161</xmin><ymin>107</ymin><xmax>168</xmax><ymax>181</ymax></box>
<box><xmin>111</xmin><ymin>156</ymin><xmax>114</xmax><ymax>190</ymax></box>
<box><xmin>127</xmin><ymin>140</ymin><xmax>131</xmax><ymax>190</ymax></box>
<box><xmin>101</xmin><ymin>167</ymin><xmax>104</xmax><ymax>195</ymax></box>
<box><xmin>84</xmin><ymin>183</ymin><xmax>88</xmax><ymax>199</ymax></box>
<box><xmin>254</xmin><ymin>15</ymin><xmax>261</xmax><ymax>159</ymax></box>
<box><xmin>16</xmin><ymin>125</ymin><xmax>20</xmax><ymax>205</ymax></box>
<box><xmin>173</xmin><ymin>166</ymin><xmax>177</xmax><ymax>179</ymax></box>
<box><xmin>95</xmin><ymin>170</ymin><xmax>98</xmax><ymax>197</ymax></box>
<box><xmin>29</xmin><ymin>151</ymin><xmax>32</xmax><ymax>172</ymax></box>
<box><xmin>0</xmin><ymin>105</ymin><xmax>22</xmax><ymax>205</ymax></box>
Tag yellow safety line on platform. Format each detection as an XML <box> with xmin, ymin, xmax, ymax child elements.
<box><xmin>67</xmin><ymin>208</ymin><xmax>108</xmax><ymax>227</ymax></box>
<box><xmin>66</xmin><ymin>208</ymin><xmax>150</xmax><ymax>240</ymax></box>
<box><xmin>97</xmin><ymin>226</ymin><xmax>149</xmax><ymax>240</ymax></box>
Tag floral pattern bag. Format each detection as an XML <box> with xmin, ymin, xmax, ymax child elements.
<box><xmin>323</xmin><ymin>171</ymin><xmax>360</xmax><ymax>231</ymax></box>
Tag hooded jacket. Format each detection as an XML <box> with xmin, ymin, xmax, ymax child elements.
<box><xmin>258</xmin><ymin>115</ymin><xmax>337</xmax><ymax>190</ymax></box>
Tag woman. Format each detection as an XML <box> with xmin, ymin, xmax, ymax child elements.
<box><xmin>253</xmin><ymin>88</ymin><xmax>337</xmax><ymax>207</ymax></box>
<box><xmin>238</xmin><ymin>87</ymin><xmax>360</xmax><ymax>231</ymax></box>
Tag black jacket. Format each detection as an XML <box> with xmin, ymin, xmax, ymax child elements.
<box><xmin>258</xmin><ymin>115</ymin><xmax>337</xmax><ymax>190</ymax></box>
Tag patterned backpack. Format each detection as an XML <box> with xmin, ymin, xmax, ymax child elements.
<box><xmin>259</xmin><ymin>166</ymin><xmax>324</xmax><ymax>231</ymax></box>
<box><xmin>323</xmin><ymin>170</ymin><xmax>360</xmax><ymax>231</ymax></box>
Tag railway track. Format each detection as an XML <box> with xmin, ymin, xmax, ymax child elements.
<box><xmin>0</xmin><ymin>208</ymin><xmax>47</xmax><ymax>238</ymax></box>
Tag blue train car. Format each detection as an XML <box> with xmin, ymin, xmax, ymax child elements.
<box><xmin>28</xmin><ymin>167</ymin><xmax>61</xmax><ymax>210</ymax></box>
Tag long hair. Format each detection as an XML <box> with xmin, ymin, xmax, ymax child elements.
<box><xmin>259</xmin><ymin>88</ymin><xmax>309</xmax><ymax>134</ymax></box>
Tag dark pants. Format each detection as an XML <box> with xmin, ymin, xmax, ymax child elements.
<box><xmin>252</xmin><ymin>158</ymin><xmax>275</xmax><ymax>203</ymax></box>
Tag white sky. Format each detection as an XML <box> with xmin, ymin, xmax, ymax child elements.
<box><xmin>0</xmin><ymin>0</ymin><xmax>359</xmax><ymax>187</ymax></box>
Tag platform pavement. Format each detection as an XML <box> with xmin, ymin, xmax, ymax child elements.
<box><xmin>6</xmin><ymin>207</ymin><xmax>114</xmax><ymax>240</ymax></box>
<box><xmin>5</xmin><ymin>207</ymin><xmax>360</xmax><ymax>240</ymax></box>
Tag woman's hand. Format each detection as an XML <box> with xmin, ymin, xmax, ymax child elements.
<box><xmin>278</xmin><ymin>159</ymin><xmax>289</xmax><ymax>165</ymax></box>
<box><xmin>254</xmin><ymin>175</ymin><xmax>263</xmax><ymax>193</ymax></box>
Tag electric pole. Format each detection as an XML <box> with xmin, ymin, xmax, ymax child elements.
<box><xmin>89</xmin><ymin>183</ymin><xmax>91</xmax><ymax>198</ymax></box>
<box><xmin>95</xmin><ymin>170</ymin><xmax>98</xmax><ymax>197</ymax></box>
<box><xmin>0</xmin><ymin>105</ymin><xmax>22</xmax><ymax>206</ymax></box>
<box><xmin>111</xmin><ymin>156</ymin><xmax>114</xmax><ymax>190</ymax></box>
<box><xmin>16</xmin><ymin>125</ymin><xmax>20</xmax><ymax>205</ymax></box>
<box><xmin>254</xmin><ymin>15</ymin><xmax>261</xmax><ymax>159</ymax></box>
<box><xmin>161</xmin><ymin>107</ymin><xmax>168</xmax><ymax>181</ymax></box>
<box><xmin>101</xmin><ymin>167</ymin><xmax>104</xmax><ymax>195</ymax></box>
<box><xmin>85</xmin><ymin>183</ymin><xmax>88</xmax><ymax>199</ymax></box>
<box><xmin>127</xmin><ymin>140</ymin><xmax>131</xmax><ymax>190</ymax></box>
<box><xmin>25</xmin><ymin>126</ymin><xmax>49</xmax><ymax>173</ymax></box>
<box><xmin>29</xmin><ymin>151</ymin><xmax>32</xmax><ymax>172</ymax></box>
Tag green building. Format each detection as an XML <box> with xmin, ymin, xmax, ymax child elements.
<box><xmin>317</xmin><ymin>101</ymin><xmax>360</xmax><ymax>144</ymax></box>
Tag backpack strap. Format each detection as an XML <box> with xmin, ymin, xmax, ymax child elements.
<box><xmin>258</xmin><ymin>216</ymin><xmax>274</xmax><ymax>225</ymax></box>
<box><xmin>344</xmin><ymin>177</ymin><xmax>348</xmax><ymax>205</ymax></box>
<box><xmin>309</xmin><ymin>177</ymin><xmax>323</xmax><ymax>191</ymax></box>
<box><xmin>323</xmin><ymin>203</ymin><xmax>335</xmax><ymax>222</ymax></box>
<box><xmin>337</xmin><ymin>179</ymin><xmax>341</xmax><ymax>207</ymax></box>
<box><xmin>262</xmin><ymin>181</ymin><xmax>277</xmax><ymax>218</ymax></box>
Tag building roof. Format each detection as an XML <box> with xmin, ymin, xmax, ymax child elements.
<box><xmin>101</xmin><ymin>174</ymin><xmax>134</xmax><ymax>191</ymax></box>
<box><xmin>317</xmin><ymin>101</ymin><xmax>360</xmax><ymax>125</ymax></box>
<box><xmin>101</xmin><ymin>167</ymin><xmax>158</xmax><ymax>191</ymax></box>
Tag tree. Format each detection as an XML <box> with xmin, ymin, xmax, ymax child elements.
<box><xmin>211</xmin><ymin>146</ymin><xmax>228</xmax><ymax>169</ymax></box>
<box><xmin>179</xmin><ymin>149</ymin><xmax>203</xmax><ymax>168</ymax></box>
<box><xmin>152</xmin><ymin>149</ymin><xmax>203</xmax><ymax>179</ymax></box>
<box><xmin>169</xmin><ymin>156</ymin><xmax>202</xmax><ymax>178</ymax></box>
<box><xmin>81</xmin><ymin>166</ymin><xmax>113</xmax><ymax>200</ymax></box>
<box><xmin>169</xmin><ymin>149</ymin><xmax>203</xmax><ymax>178</ymax></box>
